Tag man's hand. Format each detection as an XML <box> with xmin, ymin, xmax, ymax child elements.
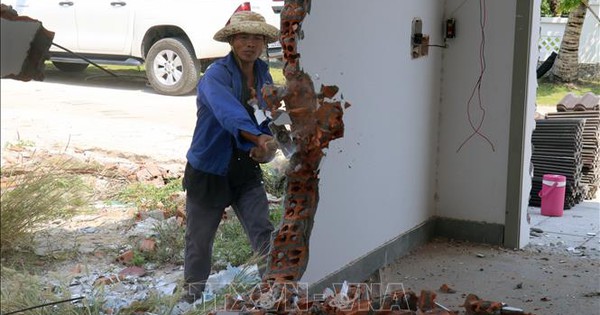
<box><xmin>240</xmin><ymin>132</ymin><xmax>277</xmax><ymax>163</ymax></box>
<box><xmin>250</xmin><ymin>135</ymin><xmax>277</xmax><ymax>163</ymax></box>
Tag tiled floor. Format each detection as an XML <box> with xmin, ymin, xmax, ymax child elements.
<box><xmin>527</xmin><ymin>197</ymin><xmax>599</xmax><ymax>256</ymax></box>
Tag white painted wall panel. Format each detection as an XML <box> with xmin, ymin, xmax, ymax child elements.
<box><xmin>297</xmin><ymin>0</ymin><xmax>443</xmax><ymax>283</ymax></box>
<box><xmin>520</xmin><ymin>0</ymin><xmax>542</xmax><ymax>248</ymax></box>
<box><xmin>436</xmin><ymin>0</ymin><xmax>516</xmax><ymax>223</ymax></box>
<box><xmin>292</xmin><ymin>0</ymin><xmax>531</xmax><ymax>283</ymax></box>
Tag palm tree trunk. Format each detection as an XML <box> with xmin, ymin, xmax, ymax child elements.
<box><xmin>550</xmin><ymin>0</ymin><xmax>560</xmax><ymax>16</ymax></box>
<box><xmin>551</xmin><ymin>3</ymin><xmax>587</xmax><ymax>82</ymax></box>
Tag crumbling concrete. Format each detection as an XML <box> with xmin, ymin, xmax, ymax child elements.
<box><xmin>261</xmin><ymin>0</ymin><xmax>349</xmax><ymax>284</ymax></box>
<box><xmin>1</xmin><ymin>4</ymin><xmax>54</xmax><ymax>81</ymax></box>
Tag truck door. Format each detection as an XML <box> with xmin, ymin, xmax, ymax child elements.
<box><xmin>13</xmin><ymin>0</ymin><xmax>78</xmax><ymax>51</ymax></box>
<box><xmin>75</xmin><ymin>0</ymin><xmax>134</xmax><ymax>54</ymax></box>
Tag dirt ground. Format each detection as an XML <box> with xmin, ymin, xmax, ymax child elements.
<box><xmin>379</xmin><ymin>239</ymin><xmax>600</xmax><ymax>314</ymax></box>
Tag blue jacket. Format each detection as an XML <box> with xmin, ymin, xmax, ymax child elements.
<box><xmin>186</xmin><ymin>52</ymin><xmax>273</xmax><ymax>176</ymax></box>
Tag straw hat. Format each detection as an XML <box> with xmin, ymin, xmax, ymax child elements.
<box><xmin>213</xmin><ymin>11</ymin><xmax>279</xmax><ymax>43</ymax></box>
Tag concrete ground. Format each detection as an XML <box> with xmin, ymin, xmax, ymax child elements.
<box><xmin>379</xmin><ymin>199</ymin><xmax>600</xmax><ymax>314</ymax></box>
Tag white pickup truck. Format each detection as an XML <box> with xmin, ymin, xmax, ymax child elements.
<box><xmin>10</xmin><ymin>0</ymin><xmax>282</xmax><ymax>95</ymax></box>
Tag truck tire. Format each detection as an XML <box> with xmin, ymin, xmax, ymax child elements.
<box><xmin>52</xmin><ymin>61</ymin><xmax>89</xmax><ymax>72</ymax></box>
<box><xmin>146</xmin><ymin>37</ymin><xmax>201</xmax><ymax>96</ymax></box>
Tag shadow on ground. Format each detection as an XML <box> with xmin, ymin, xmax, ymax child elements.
<box><xmin>42</xmin><ymin>66</ymin><xmax>197</xmax><ymax>96</ymax></box>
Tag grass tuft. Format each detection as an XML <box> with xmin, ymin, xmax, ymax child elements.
<box><xmin>0</xmin><ymin>266</ymin><xmax>104</xmax><ymax>314</ymax></box>
<box><xmin>213</xmin><ymin>205</ymin><xmax>283</xmax><ymax>271</ymax></box>
<box><xmin>1</xmin><ymin>158</ymin><xmax>91</xmax><ymax>254</ymax></box>
<box><xmin>115</xmin><ymin>179</ymin><xmax>183</xmax><ymax>215</ymax></box>
<box><xmin>213</xmin><ymin>215</ymin><xmax>254</xmax><ymax>270</ymax></box>
<box><xmin>139</xmin><ymin>219</ymin><xmax>186</xmax><ymax>265</ymax></box>
<box><xmin>537</xmin><ymin>78</ymin><xmax>600</xmax><ymax>108</ymax></box>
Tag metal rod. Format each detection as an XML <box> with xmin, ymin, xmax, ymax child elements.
<box><xmin>3</xmin><ymin>296</ymin><xmax>84</xmax><ymax>315</ymax></box>
<box><xmin>51</xmin><ymin>42</ymin><xmax>119</xmax><ymax>77</ymax></box>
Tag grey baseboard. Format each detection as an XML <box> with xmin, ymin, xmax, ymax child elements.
<box><xmin>434</xmin><ymin>216</ymin><xmax>504</xmax><ymax>245</ymax></box>
<box><xmin>308</xmin><ymin>216</ymin><xmax>504</xmax><ymax>294</ymax></box>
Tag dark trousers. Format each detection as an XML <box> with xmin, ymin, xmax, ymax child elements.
<box><xmin>183</xmin><ymin>165</ymin><xmax>274</xmax><ymax>296</ymax></box>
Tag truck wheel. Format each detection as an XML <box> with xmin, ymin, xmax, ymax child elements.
<box><xmin>52</xmin><ymin>62</ymin><xmax>89</xmax><ymax>72</ymax></box>
<box><xmin>146</xmin><ymin>37</ymin><xmax>200</xmax><ymax>96</ymax></box>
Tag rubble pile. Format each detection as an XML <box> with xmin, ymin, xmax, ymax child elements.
<box><xmin>210</xmin><ymin>282</ymin><xmax>537</xmax><ymax>315</ymax></box>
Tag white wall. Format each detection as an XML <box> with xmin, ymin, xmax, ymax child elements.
<box><xmin>519</xmin><ymin>0</ymin><xmax>541</xmax><ymax>249</ymax></box>
<box><xmin>436</xmin><ymin>0</ymin><xmax>516</xmax><ymax>224</ymax></box>
<box><xmin>581</xmin><ymin>0</ymin><xmax>600</xmax><ymax>64</ymax></box>
<box><xmin>294</xmin><ymin>0</ymin><xmax>534</xmax><ymax>283</ymax></box>
<box><xmin>297</xmin><ymin>0</ymin><xmax>444</xmax><ymax>283</ymax></box>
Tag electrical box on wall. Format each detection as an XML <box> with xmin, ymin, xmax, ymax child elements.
<box><xmin>411</xmin><ymin>17</ymin><xmax>429</xmax><ymax>59</ymax></box>
<box><xmin>445</xmin><ymin>18</ymin><xmax>456</xmax><ymax>39</ymax></box>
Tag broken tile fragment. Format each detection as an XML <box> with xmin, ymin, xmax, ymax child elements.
<box><xmin>139</xmin><ymin>238</ymin><xmax>156</xmax><ymax>252</ymax></box>
<box><xmin>115</xmin><ymin>250</ymin><xmax>134</xmax><ymax>265</ymax></box>
<box><xmin>94</xmin><ymin>274</ymin><xmax>125</xmax><ymax>286</ymax></box>
<box><xmin>439</xmin><ymin>283</ymin><xmax>456</xmax><ymax>293</ymax></box>
<box><xmin>118</xmin><ymin>266</ymin><xmax>146</xmax><ymax>277</ymax></box>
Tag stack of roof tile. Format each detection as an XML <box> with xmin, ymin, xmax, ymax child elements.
<box><xmin>530</xmin><ymin>118</ymin><xmax>585</xmax><ymax>209</ymax></box>
<box><xmin>548</xmin><ymin>92</ymin><xmax>600</xmax><ymax>199</ymax></box>
<box><xmin>556</xmin><ymin>92</ymin><xmax>599</xmax><ymax>112</ymax></box>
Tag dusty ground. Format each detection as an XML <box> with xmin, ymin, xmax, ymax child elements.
<box><xmin>380</xmin><ymin>239</ymin><xmax>600</xmax><ymax>314</ymax></box>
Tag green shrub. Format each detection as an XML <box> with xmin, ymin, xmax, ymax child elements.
<box><xmin>115</xmin><ymin>179</ymin><xmax>183</xmax><ymax>215</ymax></box>
<box><xmin>131</xmin><ymin>250</ymin><xmax>146</xmax><ymax>266</ymax></box>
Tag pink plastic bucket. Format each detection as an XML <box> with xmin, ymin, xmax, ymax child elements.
<box><xmin>538</xmin><ymin>174</ymin><xmax>566</xmax><ymax>217</ymax></box>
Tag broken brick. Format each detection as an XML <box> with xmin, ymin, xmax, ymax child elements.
<box><xmin>70</xmin><ymin>264</ymin><xmax>83</xmax><ymax>274</ymax></box>
<box><xmin>439</xmin><ymin>283</ymin><xmax>457</xmax><ymax>294</ymax></box>
<box><xmin>118</xmin><ymin>266</ymin><xmax>146</xmax><ymax>277</ymax></box>
<box><xmin>134</xmin><ymin>163</ymin><xmax>164</xmax><ymax>183</ymax></box>
<box><xmin>143</xmin><ymin>162</ymin><xmax>163</xmax><ymax>178</ymax></box>
<box><xmin>94</xmin><ymin>274</ymin><xmax>125</xmax><ymax>286</ymax></box>
<box><xmin>418</xmin><ymin>290</ymin><xmax>437</xmax><ymax>311</ymax></box>
<box><xmin>463</xmin><ymin>294</ymin><xmax>503</xmax><ymax>315</ymax></box>
<box><xmin>115</xmin><ymin>250</ymin><xmax>134</xmax><ymax>265</ymax></box>
<box><xmin>176</xmin><ymin>205</ymin><xmax>186</xmax><ymax>220</ymax></box>
<box><xmin>139</xmin><ymin>238</ymin><xmax>156</xmax><ymax>252</ymax></box>
<box><xmin>260</xmin><ymin>0</ymin><xmax>346</xmax><ymax>284</ymax></box>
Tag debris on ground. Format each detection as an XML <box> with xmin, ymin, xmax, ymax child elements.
<box><xmin>1</xmin><ymin>135</ymin><xmax>597</xmax><ymax>315</ymax></box>
<box><xmin>439</xmin><ymin>283</ymin><xmax>457</xmax><ymax>294</ymax></box>
<box><xmin>204</xmin><ymin>282</ymin><xmax>538</xmax><ymax>315</ymax></box>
